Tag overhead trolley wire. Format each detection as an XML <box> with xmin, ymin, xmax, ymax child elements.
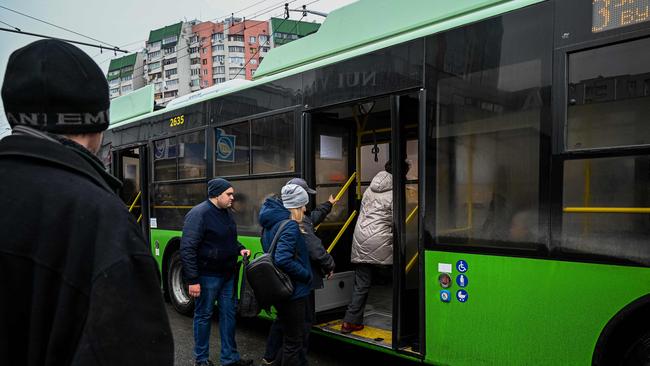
<box><xmin>0</xmin><ymin>5</ymin><xmax>121</xmax><ymax>49</ymax></box>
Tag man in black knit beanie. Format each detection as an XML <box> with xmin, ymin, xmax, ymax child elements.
<box><xmin>0</xmin><ymin>39</ymin><xmax>174</xmax><ymax>366</ymax></box>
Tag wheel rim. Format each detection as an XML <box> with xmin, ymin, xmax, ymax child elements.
<box><xmin>171</xmin><ymin>260</ymin><xmax>191</xmax><ymax>307</ymax></box>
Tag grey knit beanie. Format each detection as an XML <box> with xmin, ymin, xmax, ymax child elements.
<box><xmin>281</xmin><ymin>184</ymin><xmax>309</xmax><ymax>209</ymax></box>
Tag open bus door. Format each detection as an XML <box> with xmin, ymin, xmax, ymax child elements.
<box><xmin>307</xmin><ymin>91</ymin><xmax>423</xmax><ymax>357</ymax></box>
<box><xmin>114</xmin><ymin>145</ymin><xmax>150</xmax><ymax>240</ymax></box>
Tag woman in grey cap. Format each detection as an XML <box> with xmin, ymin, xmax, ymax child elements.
<box><xmin>258</xmin><ymin>184</ymin><xmax>313</xmax><ymax>366</ymax></box>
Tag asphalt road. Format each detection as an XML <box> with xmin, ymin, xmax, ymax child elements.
<box><xmin>166</xmin><ymin>303</ymin><xmax>420</xmax><ymax>366</ymax></box>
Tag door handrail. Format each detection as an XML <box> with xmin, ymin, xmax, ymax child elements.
<box><xmin>564</xmin><ymin>207</ymin><xmax>650</xmax><ymax>214</ymax></box>
<box><xmin>315</xmin><ymin>172</ymin><xmax>357</xmax><ymax>231</ymax></box>
<box><xmin>327</xmin><ymin>210</ymin><xmax>357</xmax><ymax>253</ymax></box>
<box><xmin>128</xmin><ymin>191</ymin><xmax>141</xmax><ymax>213</ymax></box>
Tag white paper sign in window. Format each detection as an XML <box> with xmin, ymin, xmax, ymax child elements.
<box><xmin>320</xmin><ymin>135</ymin><xmax>343</xmax><ymax>160</ymax></box>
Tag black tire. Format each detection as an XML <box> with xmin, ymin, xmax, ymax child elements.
<box><xmin>622</xmin><ymin>331</ymin><xmax>650</xmax><ymax>366</ymax></box>
<box><xmin>167</xmin><ymin>251</ymin><xmax>194</xmax><ymax>316</ymax></box>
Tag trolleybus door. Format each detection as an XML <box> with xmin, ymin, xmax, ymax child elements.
<box><xmin>114</xmin><ymin>145</ymin><xmax>150</xmax><ymax>240</ymax></box>
<box><xmin>391</xmin><ymin>91</ymin><xmax>423</xmax><ymax>354</ymax></box>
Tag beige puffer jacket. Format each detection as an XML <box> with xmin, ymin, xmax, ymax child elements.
<box><xmin>350</xmin><ymin>171</ymin><xmax>393</xmax><ymax>265</ymax></box>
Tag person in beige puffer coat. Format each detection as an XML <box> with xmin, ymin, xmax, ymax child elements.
<box><xmin>341</xmin><ymin>160</ymin><xmax>407</xmax><ymax>333</ymax></box>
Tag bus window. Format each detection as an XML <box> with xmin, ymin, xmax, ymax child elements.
<box><xmin>251</xmin><ymin>112</ymin><xmax>295</xmax><ymax>174</ymax></box>
<box><xmin>230</xmin><ymin>177</ymin><xmax>288</xmax><ymax>234</ymax></box>
<box><xmin>562</xmin><ymin>156</ymin><xmax>650</xmax><ymax>265</ymax></box>
<box><xmin>567</xmin><ymin>37</ymin><xmax>650</xmax><ymax>150</ymax></box>
<box><xmin>151</xmin><ymin>182</ymin><xmax>206</xmax><ymax>230</ymax></box>
<box><xmin>215</xmin><ymin>122</ymin><xmax>250</xmax><ymax>177</ymax></box>
<box><xmin>178</xmin><ymin>131</ymin><xmax>206</xmax><ymax>179</ymax></box>
<box><xmin>153</xmin><ymin>137</ymin><xmax>178</xmax><ymax>181</ymax></box>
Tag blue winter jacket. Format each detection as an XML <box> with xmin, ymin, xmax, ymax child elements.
<box><xmin>258</xmin><ymin>197</ymin><xmax>312</xmax><ymax>300</ymax></box>
<box><xmin>180</xmin><ymin>200</ymin><xmax>244</xmax><ymax>284</ymax></box>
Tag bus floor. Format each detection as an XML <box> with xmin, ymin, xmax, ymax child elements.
<box><xmin>315</xmin><ymin>284</ymin><xmax>393</xmax><ymax>348</ymax></box>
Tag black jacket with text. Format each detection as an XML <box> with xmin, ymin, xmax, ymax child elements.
<box><xmin>0</xmin><ymin>133</ymin><xmax>174</xmax><ymax>366</ymax></box>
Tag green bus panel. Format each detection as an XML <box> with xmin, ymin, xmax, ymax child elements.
<box><xmin>150</xmin><ymin>229</ymin><xmax>266</xmax><ymax>272</ymax></box>
<box><xmin>424</xmin><ymin>251</ymin><xmax>650</xmax><ymax>365</ymax></box>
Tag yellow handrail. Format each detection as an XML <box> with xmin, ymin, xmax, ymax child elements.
<box><xmin>137</xmin><ymin>214</ymin><xmax>143</xmax><ymax>223</ymax></box>
<box><xmin>404</xmin><ymin>205</ymin><xmax>419</xmax><ymax>274</ymax></box>
<box><xmin>327</xmin><ymin>210</ymin><xmax>357</xmax><ymax>253</ymax></box>
<box><xmin>406</xmin><ymin>205</ymin><xmax>419</xmax><ymax>224</ymax></box>
<box><xmin>564</xmin><ymin>207</ymin><xmax>650</xmax><ymax>214</ymax></box>
<box><xmin>405</xmin><ymin>252</ymin><xmax>418</xmax><ymax>274</ymax></box>
<box><xmin>128</xmin><ymin>191</ymin><xmax>141</xmax><ymax>213</ymax></box>
<box><xmin>315</xmin><ymin>172</ymin><xmax>357</xmax><ymax>231</ymax></box>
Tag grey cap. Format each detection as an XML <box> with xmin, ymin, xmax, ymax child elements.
<box><xmin>286</xmin><ymin>177</ymin><xmax>316</xmax><ymax>195</ymax></box>
<box><xmin>281</xmin><ymin>184</ymin><xmax>309</xmax><ymax>209</ymax></box>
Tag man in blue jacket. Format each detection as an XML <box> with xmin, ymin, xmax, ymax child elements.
<box><xmin>181</xmin><ymin>178</ymin><xmax>253</xmax><ymax>366</ymax></box>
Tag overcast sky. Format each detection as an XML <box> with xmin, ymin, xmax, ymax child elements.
<box><xmin>0</xmin><ymin>0</ymin><xmax>357</xmax><ymax>135</ymax></box>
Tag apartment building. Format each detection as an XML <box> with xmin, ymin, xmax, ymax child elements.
<box><xmin>270</xmin><ymin>17</ymin><xmax>321</xmax><ymax>47</ymax></box>
<box><xmin>145</xmin><ymin>22</ymin><xmax>194</xmax><ymax>106</ymax></box>
<box><xmin>191</xmin><ymin>18</ymin><xmax>271</xmax><ymax>89</ymax></box>
<box><xmin>108</xmin><ymin>17</ymin><xmax>321</xmax><ymax>103</ymax></box>
<box><xmin>107</xmin><ymin>52</ymin><xmax>145</xmax><ymax>99</ymax></box>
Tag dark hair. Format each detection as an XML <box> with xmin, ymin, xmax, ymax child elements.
<box><xmin>384</xmin><ymin>159</ymin><xmax>411</xmax><ymax>174</ymax></box>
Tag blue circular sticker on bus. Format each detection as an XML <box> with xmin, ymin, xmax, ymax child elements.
<box><xmin>440</xmin><ymin>290</ymin><xmax>451</xmax><ymax>303</ymax></box>
<box><xmin>456</xmin><ymin>289</ymin><xmax>468</xmax><ymax>303</ymax></box>
<box><xmin>456</xmin><ymin>260</ymin><xmax>468</xmax><ymax>273</ymax></box>
<box><xmin>456</xmin><ymin>274</ymin><xmax>468</xmax><ymax>287</ymax></box>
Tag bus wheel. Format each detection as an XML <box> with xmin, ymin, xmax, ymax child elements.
<box><xmin>167</xmin><ymin>251</ymin><xmax>194</xmax><ymax>316</ymax></box>
<box><xmin>622</xmin><ymin>331</ymin><xmax>650</xmax><ymax>366</ymax></box>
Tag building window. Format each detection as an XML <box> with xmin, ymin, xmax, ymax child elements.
<box><xmin>228</xmin><ymin>34</ymin><xmax>244</xmax><ymax>42</ymax></box>
<box><xmin>189</xmin><ymin>47</ymin><xmax>199</xmax><ymax>54</ymax></box>
<box><xmin>215</xmin><ymin>77</ymin><xmax>226</xmax><ymax>84</ymax></box>
<box><xmin>163</xmin><ymin>57</ymin><xmax>177</xmax><ymax>66</ymax></box>
<box><xmin>213</xmin><ymin>66</ymin><xmax>225</xmax><ymax>74</ymax></box>
<box><xmin>164</xmin><ymin>46</ymin><xmax>176</xmax><ymax>55</ymax></box>
<box><xmin>203</xmin><ymin>69</ymin><xmax>208</xmax><ymax>75</ymax></box>
<box><xmin>121</xmin><ymin>74</ymin><xmax>133</xmax><ymax>81</ymax></box>
<box><xmin>110</xmin><ymin>87</ymin><xmax>120</xmax><ymax>94</ymax></box>
<box><xmin>165</xmin><ymin>68</ymin><xmax>177</xmax><ymax>78</ymax></box>
<box><xmin>190</xmin><ymin>79</ymin><xmax>200</xmax><ymax>87</ymax></box>
<box><xmin>229</xmin><ymin>67</ymin><xmax>244</xmax><ymax>76</ymax></box>
<box><xmin>202</xmin><ymin>48</ymin><xmax>207</xmax><ymax>54</ymax></box>
<box><xmin>203</xmin><ymin>80</ymin><xmax>209</xmax><ymax>87</ymax></box>
<box><xmin>149</xmin><ymin>50</ymin><xmax>161</xmax><ymax>59</ymax></box>
<box><xmin>162</xmin><ymin>35</ymin><xmax>178</xmax><ymax>45</ymax></box>
<box><xmin>229</xmin><ymin>57</ymin><xmax>244</xmax><ymax>65</ymax></box>
<box><xmin>214</xmin><ymin>55</ymin><xmax>225</xmax><ymax>63</ymax></box>
<box><xmin>109</xmin><ymin>78</ymin><xmax>120</xmax><ymax>86</ymax></box>
<box><xmin>163</xmin><ymin>90</ymin><xmax>178</xmax><ymax>98</ymax></box>
<box><xmin>251</xmin><ymin>68</ymin><xmax>256</xmax><ymax>76</ymax></box>
<box><xmin>250</xmin><ymin>47</ymin><xmax>257</xmax><ymax>54</ymax></box>
<box><xmin>259</xmin><ymin>35</ymin><xmax>269</xmax><ymax>43</ymax></box>
<box><xmin>249</xmin><ymin>59</ymin><xmax>257</xmax><ymax>65</ymax></box>
<box><xmin>191</xmin><ymin>58</ymin><xmax>200</xmax><ymax>65</ymax></box>
<box><xmin>212</xmin><ymin>44</ymin><xmax>224</xmax><ymax>52</ymax></box>
<box><xmin>190</xmin><ymin>35</ymin><xmax>199</xmax><ymax>43</ymax></box>
<box><xmin>260</xmin><ymin>47</ymin><xmax>270</xmax><ymax>53</ymax></box>
<box><xmin>228</xmin><ymin>46</ymin><xmax>245</xmax><ymax>53</ymax></box>
<box><xmin>121</xmin><ymin>85</ymin><xmax>132</xmax><ymax>93</ymax></box>
<box><xmin>191</xmin><ymin>69</ymin><xmax>200</xmax><ymax>76</ymax></box>
<box><xmin>249</xmin><ymin>36</ymin><xmax>256</xmax><ymax>43</ymax></box>
<box><xmin>212</xmin><ymin>33</ymin><xmax>224</xmax><ymax>41</ymax></box>
<box><xmin>202</xmin><ymin>59</ymin><xmax>207</xmax><ymax>65</ymax></box>
<box><xmin>149</xmin><ymin>61</ymin><xmax>161</xmax><ymax>70</ymax></box>
<box><xmin>166</xmin><ymin>79</ymin><xmax>179</xmax><ymax>87</ymax></box>
<box><xmin>108</xmin><ymin>70</ymin><xmax>120</xmax><ymax>78</ymax></box>
<box><xmin>148</xmin><ymin>41</ymin><xmax>161</xmax><ymax>50</ymax></box>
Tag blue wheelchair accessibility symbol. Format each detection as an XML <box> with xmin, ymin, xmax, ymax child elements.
<box><xmin>456</xmin><ymin>260</ymin><xmax>468</xmax><ymax>273</ymax></box>
<box><xmin>456</xmin><ymin>289</ymin><xmax>468</xmax><ymax>303</ymax></box>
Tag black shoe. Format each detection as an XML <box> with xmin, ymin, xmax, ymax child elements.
<box><xmin>225</xmin><ymin>359</ymin><xmax>253</xmax><ymax>366</ymax></box>
<box><xmin>195</xmin><ymin>361</ymin><xmax>215</xmax><ymax>366</ymax></box>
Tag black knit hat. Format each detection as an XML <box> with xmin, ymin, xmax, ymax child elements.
<box><xmin>1</xmin><ymin>39</ymin><xmax>110</xmax><ymax>134</ymax></box>
<box><xmin>208</xmin><ymin>178</ymin><xmax>232</xmax><ymax>198</ymax></box>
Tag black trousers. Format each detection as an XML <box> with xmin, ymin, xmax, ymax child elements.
<box><xmin>264</xmin><ymin>292</ymin><xmax>315</xmax><ymax>364</ymax></box>
<box><xmin>273</xmin><ymin>296</ymin><xmax>308</xmax><ymax>366</ymax></box>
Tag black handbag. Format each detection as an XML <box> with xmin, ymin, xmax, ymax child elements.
<box><xmin>245</xmin><ymin>219</ymin><xmax>294</xmax><ymax>308</ymax></box>
<box><xmin>237</xmin><ymin>254</ymin><xmax>261</xmax><ymax>317</ymax></box>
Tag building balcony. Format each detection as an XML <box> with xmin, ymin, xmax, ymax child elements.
<box><xmin>190</xmin><ymin>63</ymin><xmax>201</xmax><ymax>70</ymax></box>
<box><xmin>148</xmin><ymin>66</ymin><xmax>162</xmax><ymax>74</ymax></box>
<box><xmin>190</xmin><ymin>51</ymin><xmax>200</xmax><ymax>58</ymax></box>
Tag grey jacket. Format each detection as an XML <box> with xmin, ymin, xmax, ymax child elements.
<box><xmin>351</xmin><ymin>171</ymin><xmax>393</xmax><ymax>265</ymax></box>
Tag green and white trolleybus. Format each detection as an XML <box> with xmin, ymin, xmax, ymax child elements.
<box><xmin>103</xmin><ymin>0</ymin><xmax>650</xmax><ymax>364</ymax></box>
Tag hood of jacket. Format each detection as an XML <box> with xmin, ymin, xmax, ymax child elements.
<box><xmin>370</xmin><ymin>171</ymin><xmax>392</xmax><ymax>193</ymax></box>
<box><xmin>259</xmin><ymin>196</ymin><xmax>291</xmax><ymax>229</ymax></box>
